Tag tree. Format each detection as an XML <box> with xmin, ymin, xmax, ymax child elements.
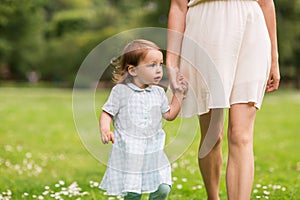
<box><xmin>1</xmin><ymin>0</ymin><xmax>299</xmax><ymax>88</ymax></box>
<box><xmin>276</xmin><ymin>0</ymin><xmax>300</xmax><ymax>88</ymax></box>
<box><xmin>0</xmin><ymin>0</ymin><xmax>45</xmax><ymax>80</ymax></box>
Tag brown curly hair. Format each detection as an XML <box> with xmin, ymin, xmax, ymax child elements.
<box><xmin>112</xmin><ymin>39</ymin><xmax>162</xmax><ymax>84</ymax></box>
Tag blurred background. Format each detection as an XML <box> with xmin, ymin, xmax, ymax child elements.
<box><xmin>0</xmin><ymin>1</ymin><xmax>299</xmax><ymax>199</ymax></box>
<box><xmin>0</xmin><ymin>0</ymin><xmax>299</xmax><ymax>88</ymax></box>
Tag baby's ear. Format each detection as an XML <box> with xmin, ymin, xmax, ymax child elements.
<box><xmin>128</xmin><ymin>65</ymin><xmax>137</xmax><ymax>76</ymax></box>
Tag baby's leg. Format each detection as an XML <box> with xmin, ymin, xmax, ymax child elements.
<box><xmin>124</xmin><ymin>192</ymin><xmax>142</xmax><ymax>200</ymax></box>
<box><xmin>149</xmin><ymin>184</ymin><xmax>171</xmax><ymax>200</ymax></box>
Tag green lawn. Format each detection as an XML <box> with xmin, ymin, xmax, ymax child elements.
<box><xmin>0</xmin><ymin>87</ymin><xmax>299</xmax><ymax>199</ymax></box>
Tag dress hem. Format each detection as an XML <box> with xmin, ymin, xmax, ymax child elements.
<box><xmin>99</xmin><ymin>182</ymin><xmax>172</xmax><ymax>196</ymax></box>
<box><xmin>180</xmin><ymin>100</ymin><xmax>261</xmax><ymax>118</ymax></box>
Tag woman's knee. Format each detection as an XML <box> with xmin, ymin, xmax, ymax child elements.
<box><xmin>228</xmin><ymin>126</ymin><xmax>253</xmax><ymax>147</ymax></box>
<box><xmin>228</xmin><ymin>104</ymin><xmax>256</xmax><ymax>146</ymax></box>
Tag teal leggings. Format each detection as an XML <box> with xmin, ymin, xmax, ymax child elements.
<box><xmin>124</xmin><ymin>184</ymin><xmax>171</xmax><ymax>200</ymax></box>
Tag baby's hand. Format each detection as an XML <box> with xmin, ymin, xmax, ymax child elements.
<box><xmin>101</xmin><ymin>129</ymin><xmax>115</xmax><ymax>144</ymax></box>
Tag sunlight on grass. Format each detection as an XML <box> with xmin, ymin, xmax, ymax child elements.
<box><xmin>0</xmin><ymin>87</ymin><xmax>299</xmax><ymax>199</ymax></box>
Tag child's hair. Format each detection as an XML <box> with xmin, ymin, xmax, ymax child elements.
<box><xmin>112</xmin><ymin>39</ymin><xmax>162</xmax><ymax>84</ymax></box>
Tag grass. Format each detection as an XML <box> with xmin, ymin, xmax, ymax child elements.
<box><xmin>0</xmin><ymin>87</ymin><xmax>299</xmax><ymax>199</ymax></box>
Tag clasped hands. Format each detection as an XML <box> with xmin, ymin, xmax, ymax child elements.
<box><xmin>168</xmin><ymin>67</ymin><xmax>188</xmax><ymax>98</ymax></box>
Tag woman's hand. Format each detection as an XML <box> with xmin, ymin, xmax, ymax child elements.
<box><xmin>168</xmin><ymin>67</ymin><xmax>180</xmax><ymax>93</ymax></box>
<box><xmin>266</xmin><ymin>59</ymin><xmax>280</xmax><ymax>92</ymax></box>
<box><xmin>175</xmin><ymin>73</ymin><xmax>188</xmax><ymax>97</ymax></box>
<box><xmin>168</xmin><ymin>67</ymin><xmax>188</xmax><ymax>95</ymax></box>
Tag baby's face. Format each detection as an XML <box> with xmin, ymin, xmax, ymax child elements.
<box><xmin>133</xmin><ymin>50</ymin><xmax>163</xmax><ymax>88</ymax></box>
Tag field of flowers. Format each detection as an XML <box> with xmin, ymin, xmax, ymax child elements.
<box><xmin>0</xmin><ymin>87</ymin><xmax>299</xmax><ymax>199</ymax></box>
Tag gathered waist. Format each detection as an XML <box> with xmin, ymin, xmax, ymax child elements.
<box><xmin>188</xmin><ymin>0</ymin><xmax>258</xmax><ymax>7</ymax></box>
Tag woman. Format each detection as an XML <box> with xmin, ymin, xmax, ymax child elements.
<box><xmin>166</xmin><ymin>0</ymin><xmax>280</xmax><ymax>199</ymax></box>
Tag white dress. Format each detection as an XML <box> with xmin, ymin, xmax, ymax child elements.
<box><xmin>99</xmin><ymin>83</ymin><xmax>172</xmax><ymax>196</ymax></box>
<box><xmin>180</xmin><ymin>0</ymin><xmax>271</xmax><ymax>117</ymax></box>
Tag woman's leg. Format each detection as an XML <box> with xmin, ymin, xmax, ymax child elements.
<box><xmin>198</xmin><ymin>109</ymin><xmax>224</xmax><ymax>200</ymax></box>
<box><xmin>226</xmin><ymin>103</ymin><xmax>256</xmax><ymax>200</ymax></box>
<box><xmin>124</xmin><ymin>192</ymin><xmax>142</xmax><ymax>200</ymax></box>
<box><xmin>149</xmin><ymin>184</ymin><xmax>171</xmax><ymax>200</ymax></box>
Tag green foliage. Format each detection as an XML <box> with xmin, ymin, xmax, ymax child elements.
<box><xmin>39</xmin><ymin>28</ymin><xmax>117</xmax><ymax>85</ymax></box>
<box><xmin>0</xmin><ymin>1</ymin><xmax>299</xmax><ymax>86</ymax></box>
<box><xmin>276</xmin><ymin>0</ymin><xmax>300</xmax><ymax>65</ymax></box>
<box><xmin>276</xmin><ymin>0</ymin><xmax>300</xmax><ymax>87</ymax></box>
<box><xmin>0</xmin><ymin>0</ymin><xmax>45</xmax><ymax>79</ymax></box>
<box><xmin>48</xmin><ymin>9</ymin><xmax>93</xmax><ymax>37</ymax></box>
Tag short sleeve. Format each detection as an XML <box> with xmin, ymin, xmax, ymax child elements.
<box><xmin>102</xmin><ymin>85</ymin><xmax>120</xmax><ymax>116</ymax></box>
<box><xmin>159</xmin><ymin>87</ymin><xmax>170</xmax><ymax>114</ymax></box>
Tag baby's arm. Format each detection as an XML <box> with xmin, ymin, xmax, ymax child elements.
<box><xmin>163</xmin><ymin>93</ymin><xmax>185</xmax><ymax>121</ymax></box>
<box><xmin>99</xmin><ymin>111</ymin><xmax>115</xmax><ymax>144</ymax></box>
<box><xmin>163</xmin><ymin>73</ymin><xmax>188</xmax><ymax>121</ymax></box>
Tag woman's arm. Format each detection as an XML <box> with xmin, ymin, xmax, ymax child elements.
<box><xmin>166</xmin><ymin>0</ymin><xmax>188</xmax><ymax>91</ymax></box>
<box><xmin>258</xmin><ymin>0</ymin><xmax>280</xmax><ymax>92</ymax></box>
<box><xmin>99</xmin><ymin>111</ymin><xmax>114</xmax><ymax>144</ymax></box>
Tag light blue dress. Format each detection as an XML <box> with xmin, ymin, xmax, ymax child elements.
<box><xmin>100</xmin><ymin>83</ymin><xmax>172</xmax><ymax>196</ymax></box>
